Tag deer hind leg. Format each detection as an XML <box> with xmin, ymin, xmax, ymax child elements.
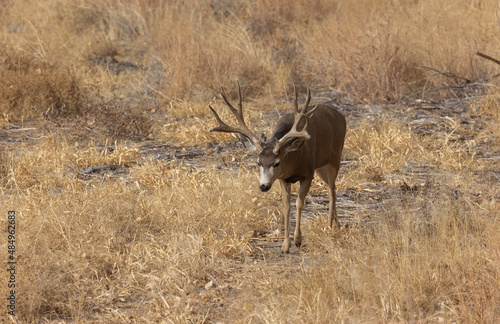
<box><xmin>316</xmin><ymin>164</ymin><xmax>340</xmax><ymax>228</ymax></box>
<box><xmin>279</xmin><ymin>180</ymin><xmax>292</xmax><ymax>254</ymax></box>
<box><xmin>294</xmin><ymin>178</ymin><xmax>312</xmax><ymax>248</ymax></box>
<box><xmin>326</xmin><ymin>163</ymin><xmax>340</xmax><ymax>228</ymax></box>
<box><xmin>316</xmin><ymin>166</ymin><xmax>329</xmax><ymax>184</ymax></box>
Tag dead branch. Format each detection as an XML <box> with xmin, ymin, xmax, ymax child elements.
<box><xmin>418</xmin><ymin>66</ymin><xmax>470</xmax><ymax>83</ymax></box>
<box><xmin>83</xmin><ymin>164</ymin><xmax>123</xmax><ymax>174</ymax></box>
<box><xmin>476</xmin><ymin>51</ymin><xmax>500</xmax><ymax>66</ymax></box>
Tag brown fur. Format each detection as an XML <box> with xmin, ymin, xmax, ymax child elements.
<box><xmin>258</xmin><ymin>105</ymin><xmax>346</xmax><ymax>253</ymax></box>
<box><xmin>210</xmin><ymin>86</ymin><xmax>347</xmax><ymax>253</ymax></box>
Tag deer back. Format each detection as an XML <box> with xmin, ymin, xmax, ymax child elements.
<box><xmin>271</xmin><ymin>105</ymin><xmax>346</xmax><ymax>175</ymax></box>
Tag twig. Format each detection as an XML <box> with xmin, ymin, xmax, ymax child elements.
<box><xmin>445</xmin><ymin>82</ymin><xmax>461</xmax><ymax>100</ymax></box>
<box><xmin>1</xmin><ymin>128</ymin><xmax>38</xmax><ymax>133</ymax></box>
<box><xmin>422</xmin><ymin>72</ymin><xmax>440</xmax><ymax>100</ymax></box>
<box><xmin>476</xmin><ymin>52</ymin><xmax>500</xmax><ymax>66</ymax></box>
<box><xmin>418</xmin><ymin>65</ymin><xmax>470</xmax><ymax>83</ymax></box>
<box><xmin>83</xmin><ymin>164</ymin><xmax>123</xmax><ymax>175</ymax></box>
<box><xmin>497</xmin><ymin>10</ymin><xmax>500</xmax><ymax>33</ymax></box>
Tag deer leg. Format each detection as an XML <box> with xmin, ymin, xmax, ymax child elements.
<box><xmin>294</xmin><ymin>178</ymin><xmax>312</xmax><ymax>248</ymax></box>
<box><xmin>279</xmin><ymin>180</ymin><xmax>292</xmax><ymax>254</ymax></box>
<box><xmin>325</xmin><ymin>163</ymin><xmax>340</xmax><ymax>228</ymax></box>
<box><xmin>315</xmin><ymin>166</ymin><xmax>329</xmax><ymax>184</ymax></box>
<box><xmin>316</xmin><ymin>166</ymin><xmax>339</xmax><ymax>227</ymax></box>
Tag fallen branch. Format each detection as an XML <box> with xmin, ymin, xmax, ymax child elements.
<box><xmin>83</xmin><ymin>164</ymin><xmax>123</xmax><ymax>175</ymax></box>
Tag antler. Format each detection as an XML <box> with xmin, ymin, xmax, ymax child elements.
<box><xmin>209</xmin><ymin>82</ymin><xmax>262</xmax><ymax>151</ymax></box>
<box><xmin>273</xmin><ymin>86</ymin><xmax>317</xmax><ymax>154</ymax></box>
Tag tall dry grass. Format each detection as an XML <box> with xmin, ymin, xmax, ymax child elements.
<box><xmin>3</xmin><ymin>0</ymin><xmax>500</xmax><ymax>122</ymax></box>
<box><xmin>2</xmin><ymin>138</ymin><xmax>277</xmax><ymax>321</ymax></box>
<box><xmin>1</xmin><ymin>131</ymin><xmax>498</xmax><ymax>322</ymax></box>
<box><xmin>1</xmin><ymin>0</ymin><xmax>499</xmax><ymax>323</ymax></box>
<box><xmin>234</xmin><ymin>193</ymin><xmax>499</xmax><ymax>323</ymax></box>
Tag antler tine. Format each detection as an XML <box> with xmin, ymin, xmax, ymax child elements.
<box><xmin>293</xmin><ymin>84</ymin><xmax>299</xmax><ymax>115</ymax></box>
<box><xmin>220</xmin><ymin>83</ymin><xmax>247</xmax><ymax>121</ymax></box>
<box><xmin>305</xmin><ymin>104</ymin><xmax>318</xmax><ymax>117</ymax></box>
<box><xmin>208</xmin><ymin>105</ymin><xmax>234</xmax><ymax>133</ymax></box>
<box><xmin>237</xmin><ymin>81</ymin><xmax>243</xmax><ymax>114</ymax></box>
<box><xmin>302</xmin><ymin>88</ymin><xmax>312</xmax><ymax>114</ymax></box>
<box><xmin>301</xmin><ymin>88</ymin><xmax>318</xmax><ymax>117</ymax></box>
<box><xmin>209</xmin><ymin>84</ymin><xmax>262</xmax><ymax>151</ymax></box>
<box><xmin>273</xmin><ymin>116</ymin><xmax>312</xmax><ymax>154</ymax></box>
<box><xmin>273</xmin><ymin>88</ymin><xmax>317</xmax><ymax>154</ymax></box>
<box><xmin>219</xmin><ymin>86</ymin><xmax>237</xmax><ymax>115</ymax></box>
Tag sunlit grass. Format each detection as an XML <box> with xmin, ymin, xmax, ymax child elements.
<box><xmin>0</xmin><ymin>0</ymin><xmax>499</xmax><ymax>322</ymax></box>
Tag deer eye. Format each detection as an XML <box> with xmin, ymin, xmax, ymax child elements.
<box><xmin>273</xmin><ymin>161</ymin><xmax>280</xmax><ymax>167</ymax></box>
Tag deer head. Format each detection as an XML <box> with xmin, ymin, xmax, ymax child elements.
<box><xmin>209</xmin><ymin>83</ymin><xmax>317</xmax><ymax>192</ymax></box>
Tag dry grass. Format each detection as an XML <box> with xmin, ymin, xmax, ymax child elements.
<box><xmin>3</xmin><ymin>0</ymin><xmax>500</xmax><ymax>121</ymax></box>
<box><xmin>342</xmin><ymin>118</ymin><xmax>478</xmax><ymax>186</ymax></box>
<box><xmin>2</xmin><ymin>130</ymin><xmax>498</xmax><ymax>322</ymax></box>
<box><xmin>1</xmin><ymin>0</ymin><xmax>500</xmax><ymax>323</ymax></box>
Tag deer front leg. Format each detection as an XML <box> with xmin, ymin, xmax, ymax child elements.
<box><xmin>279</xmin><ymin>180</ymin><xmax>292</xmax><ymax>253</ymax></box>
<box><xmin>294</xmin><ymin>178</ymin><xmax>312</xmax><ymax>248</ymax></box>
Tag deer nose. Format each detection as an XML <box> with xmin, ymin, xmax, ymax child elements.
<box><xmin>260</xmin><ymin>184</ymin><xmax>271</xmax><ymax>192</ymax></box>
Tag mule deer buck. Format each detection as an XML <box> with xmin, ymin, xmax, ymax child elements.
<box><xmin>209</xmin><ymin>83</ymin><xmax>346</xmax><ymax>253</ymax></box>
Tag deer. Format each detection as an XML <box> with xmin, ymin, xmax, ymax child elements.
<box><xmin>208</xmin><ymin>83</ymin><xmax>346</xmax><ymax>253</ymax></box>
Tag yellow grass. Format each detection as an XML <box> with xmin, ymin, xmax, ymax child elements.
<box><xmin>1</xmin><ymin>0</ymin><xmax>500</xmax><ymax>323</ymax></box>
<box><xmin>3</xmin><ymin>0</ymin><xmax>500</xmax><ymax>120</ymax></box>
<box><xmin>2</xmin><ymin>132</ymin><xmax>498</xmax><ymax>322</ymax></box>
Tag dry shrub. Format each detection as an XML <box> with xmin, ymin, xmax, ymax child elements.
<box><xmin>0</xmin><ymin>44</ymin><xmax>154</xmax><ymax>135</ymax></box>
<box><xmin>0</xmin><ymin>0</ymin><xmax>159</xmax><ymax>137</ymax></box>
<box><xmin>299</xmin><ymin>0</ymin><xmax>500</xmax><ymax>102</ymax></box>
<box><xmin>149</xmin><ymin>3</ymin><xmax>275</xmax><ymax>99</ymax></box>
<box><xmin>345</xmin><ymin>119</ymin><xmax>415</xmax><ymax>179</ymax></box>
<box><xmin>146</xmin><ymin>0</ymin><xmax>500</xmax><ymax>102</ymax></box>
<box><xmin>4</xmin><ymin>0</ymin><xmax>500</xmax><ymax>108</ymax></box>
<box><xmin>4</xmin><ymin>137</ymin><xmax>73</xmax><ymax>190</ymax></box>
<box><xmin>71</xmin><ymin>140</ymin><xmax>141</xmax><ymax>169</ymax></box>
<box><xmin>0</xmin><ymin>49</ymin><xmax>83</xmax><ymax>120</ymax></box>
<box><xmin>161</xmin><ymin>112</ymin><xmax>218</xmax><ymax>147</ymax></box>
<box><xmin>145</xmin><ymin>0</ymin><xmax>340</xmax><ymax>99</ymax></box>
<box><xmin>81</xmin><ymin>96</ymin><xmax>154</xmax><ymax>138</ymax></box>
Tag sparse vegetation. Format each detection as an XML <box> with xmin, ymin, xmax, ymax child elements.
<box><xmin>1</xmin><ymin>0</ymin><xmax>499</xmax><ymax>323</ymax></box>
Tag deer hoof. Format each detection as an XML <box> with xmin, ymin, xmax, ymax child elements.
<box><xmin>281</xmin><ymin>240</ymin><xmax>291</xmax><ymax>254</ymax></box>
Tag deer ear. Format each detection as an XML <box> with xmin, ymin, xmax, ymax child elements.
<box><xmin>277</xmin><ymin>137</ymin><xmax>306</xmax><ymax>154</ymax></box>
<box><xmin>238</xmin><ymin>134</ymin><xmax>257</xmax><ymax>151</ymax></box>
